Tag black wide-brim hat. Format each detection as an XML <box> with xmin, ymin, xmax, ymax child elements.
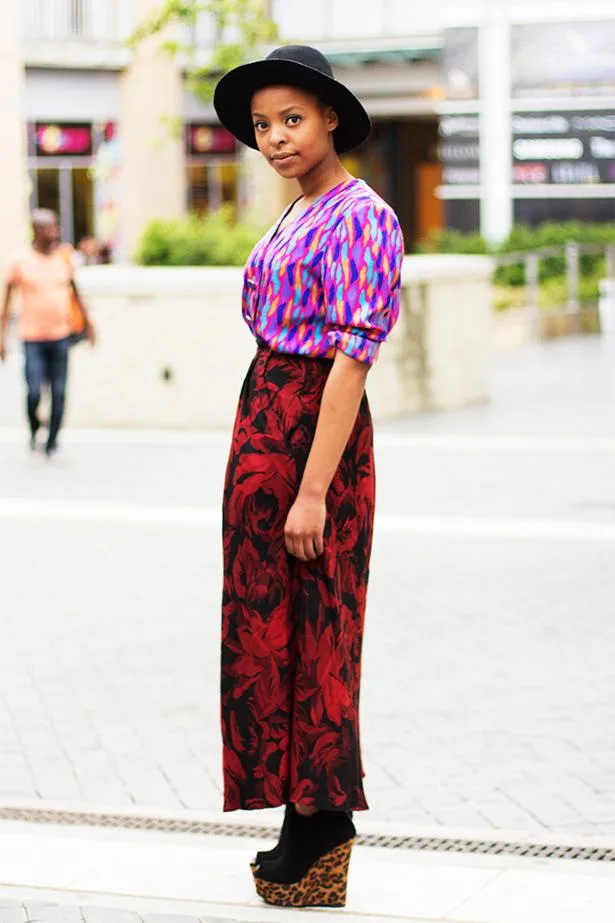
<box><xmin>213</xmin><ymin>45</ymin><xmax>371</xmax><ymax>155</ymax></box>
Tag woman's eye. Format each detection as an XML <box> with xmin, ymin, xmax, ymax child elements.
<box><xmin>254</xmin><ymin>121</ymin><xmax>268</xmax><ymax>132</ymax></box>
<box><xmin>287</xmin><ymin>115</ymin><xmax>301</xmax><ymax>126</ymax></box>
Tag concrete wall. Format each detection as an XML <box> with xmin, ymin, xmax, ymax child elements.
<box><xmin>67</xmin><ymin>255</ymin><xmax>494</xmax><ymax>429</ymax></box>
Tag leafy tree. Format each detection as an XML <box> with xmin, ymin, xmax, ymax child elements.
<box><xmin>131</xmin><ymin>0</ymin><xmax>278</xmax><ymax>104</ymax></box>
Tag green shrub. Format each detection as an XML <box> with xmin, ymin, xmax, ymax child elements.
<box><xmin>491</xmin><ymin>285</ymin><xmax>527</xmax><ymax>312</ymax></box>
<box><xmin>579</xmin><ymin>274</ymin><xmax>602</xmax><ymax>305</ymax></box>
<box><xmin>417</xmin><ymin>228</ymin><xmax>490</xmax><ymax>255</ymax></box>
<box><xmin>538</xmin><ymin>277</ymin><xmax>567</xmax><ymax>309</ymax></box>
<box><xmin>491</xmin><ymin>272</ymin><xmax>603</xmax><ymax>312</ymax></box>
<box><xmin>418</xmin><ymin>221</ymin><xmax>615</xmax><ymax>293</ymax></box>
<box><xmin>495</xmin><ymin>223</ymin><xmax>615</xmax><ymax>286</ymax></box>
<box><xmin>136</xmin><ymin>208</ymin><xmax>263</xmax><ymax>267</ymax></box>
<box><xmin>538</xmin><ymin>274</ymin><xmax>602</xmax><ymax>309</ymax></box>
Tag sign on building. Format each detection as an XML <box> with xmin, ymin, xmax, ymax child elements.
<box><xmin>512</xmin><ymin>110</ymin><xmax>615</xmax><ymax>185</ymax></box>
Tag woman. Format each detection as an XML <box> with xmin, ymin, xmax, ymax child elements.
<box><xmin>214</xmin><ymin>45</ymin><xmax>403</xmax><ymax>908</ymax></box>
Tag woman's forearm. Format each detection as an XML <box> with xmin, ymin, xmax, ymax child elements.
<box><xmin>298</xmin><ymin>351</ymin><xmax>369</xmax><ymax>501</ymax></box>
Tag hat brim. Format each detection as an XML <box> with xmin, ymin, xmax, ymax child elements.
<box><xmin>213</xmin><ymin>59</ymin><xmax>371</xmax><ymax>155</ymax></box>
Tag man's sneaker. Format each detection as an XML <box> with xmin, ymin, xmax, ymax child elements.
<box><xmin>29</xmin><ymin>422</ymin><xmax>41</xmax><ymax>452</ymax></box>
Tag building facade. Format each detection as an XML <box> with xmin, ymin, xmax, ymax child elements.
<box><xmin>273</xmin><ymin>0</ymin><xmax>615</xmax><ymax>244</ymax></box>
<box><xmin>1</xmin><ymin>0</ymin><xmax>614</xmax><ymax>264</ymax></box>
<box><xmin>439</xmin><ymin>0</ymin><xmax>615</xmax><ymax>242</ymax></box>
<box><xmin>18</xmin><ymin>0</ymin><xmax>241</xmax><ymax>260</ymax></box>
<box><xmin>1</xmin><ymin>0</ymin><xmax>241</xmax><ymax>262</ymax></box>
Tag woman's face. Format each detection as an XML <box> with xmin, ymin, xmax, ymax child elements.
<box><xmin>251</xmin><ymin>85</ymin><xmax>339</xmax><ymax>179</ymax></box>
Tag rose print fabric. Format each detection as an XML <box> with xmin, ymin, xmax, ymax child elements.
<box><xmin>221</xmin><ymin>345</ymin><xmax>374</xmax><ymax>812</ymax></box>
<box><xmin>243</xmin><ymin>178</ymin><xmax>404</xmax><ymax>366</ymax></box>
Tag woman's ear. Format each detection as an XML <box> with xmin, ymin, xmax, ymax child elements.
<box><xmin>325</xmin><ymin>106</ymin><xmax>340</xmax><ymax>133</ymax></box>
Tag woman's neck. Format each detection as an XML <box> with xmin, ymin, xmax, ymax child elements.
<box><xmin>297</xmin><ymin>154</ymin><xmax>352</xmax><ymax>204</ymax></box>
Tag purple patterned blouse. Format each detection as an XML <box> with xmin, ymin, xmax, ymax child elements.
<box><xmin>242</xmin><ymin>178</ymin><xmax>404</xmax><ymax>365</ymax></box>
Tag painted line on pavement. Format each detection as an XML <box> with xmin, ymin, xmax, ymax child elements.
<box><xmin>0</xmin><ymin>498</ymin><xmax>220</xmax><ymax>527</ymax></box>
<box><xmin>375</xmin><ymin>432</ymin><xmax>615</xmax><ymax>454</ymax></box>
<box><xmin>0</xmin><ymin>497</ymin><xmax>614</xmax><ymax>542</ymax></box>
<box><xmin>1</xmin><ymin>426</ymin><xmax>615</xmax><ymax>453</ymax></box>
<box><xmin>0</xmin><ymin>427</ymin><xmax>230</xmax><ymax>447</ymax></box>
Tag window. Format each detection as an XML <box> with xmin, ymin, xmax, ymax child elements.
<box><xmin>187</xmin><ymin>162</ymin><xmax>238</xmax><ymax>216</ymax></box>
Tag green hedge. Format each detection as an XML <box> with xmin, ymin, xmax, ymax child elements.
<box><xmin>419</xmin><ymin>222</ymin><xmax>615</xmax><ymax>287</ymax></box>
<box><xmin>493</xmin><ymin>275</ymin><xmax>602</xmax><ymax>312</ymax></box>
<box><xmin>497</xmin><ymin>223</ymin><xmax>615</xmax><ymax>286</ymax></box>
<box><xmin>416</xmin><ymin>228</ymin><xmax>490</xmax><ymax>256</ymax></box>
<box><xmin>136</xmin><ymin>208</ymin><xmax>263</xmax><ymax>267</ymax></box>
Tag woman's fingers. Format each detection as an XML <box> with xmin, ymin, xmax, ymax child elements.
<box><xmin>284</xmin><ymin>496</ymin><xmax>327</xmax><ymax>560</ymax></box>
<box><xmin>285</xmin><ymin>534</ymin><xmax>307</xmax><ymax>561</ymax></box>
<box><xmin>285</xmin><ymin>531</ymin><xmax>324</xmax><ymax>561</ymax></box>
<box><xmin>302</xmin><ymin>538</ymin><xmax>318</xmax><ymax>561</ymax></box>
<box><xmin>313</xmin><ymin>531</ymin><xmax>325</xmax><ymax>557</ymax></box>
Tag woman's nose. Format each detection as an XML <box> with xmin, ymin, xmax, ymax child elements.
<box><xmin>269</xmin><ymin>123</ymin><xmax>287</xmax><ymax>146</ymax></box>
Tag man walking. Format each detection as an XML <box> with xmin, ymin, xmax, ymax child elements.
<box><xmin>0</xmin><ymin>210</ymin><xmax>95</xmax><ymax>456</ymax></box>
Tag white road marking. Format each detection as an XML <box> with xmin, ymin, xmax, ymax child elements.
<box><xmin>0</xmin><ymin>498</ymin><xmax>614</xmax><ymax>542</ymax></box>
<box><xmin>0</xmin><ymin>498</ymin><xmax>220</xmax><ymax>527</ymax></box>
<box><xmin>375</xmin><ymin>432</ymin><xmax>615</xmax><ymax>454</ymax></box>
<box><xmin>0</xmin><ymin>427</ymin><xmax>230</xmax><ymax>447</ymax></box>
<box><xmin>1</xmin><ymin>427</ymin><xmax>615</xmax><ymax>454</ymax></box>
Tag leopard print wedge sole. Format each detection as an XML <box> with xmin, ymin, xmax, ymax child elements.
<box><xmin>253</xmin><ymin>838</ymin><xmax>354</xmax><ymax>908</ymax></box>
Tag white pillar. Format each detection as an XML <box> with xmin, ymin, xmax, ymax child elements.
<box><xmin>119</xmin><ymin>0</ymin><xmax>186</xmax><ymax>261</ymax></box>
<box><xmin>0</xmin><ymin>0</ymin><xmax>28</xmax><ymax>266</ymax></box>
<box><xmin>478</xmin><ymin>10</ymin><xmax>513</xmax><ymax>244</ymax></box>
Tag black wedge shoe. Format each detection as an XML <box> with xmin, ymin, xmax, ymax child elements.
<box><xmin>253</xmin><ymin>810</ymin><xmax>356</xmax><ymax>908</ymax></box>
<box><xmin>251</xmin><ymin>803</ymin><xmax>293</xmax><ymax>870</ymax></box>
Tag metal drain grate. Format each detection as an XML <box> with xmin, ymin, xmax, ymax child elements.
<box><xmin>1</xmin><ymin>806</ymin><xmax>614</xmax><ymax>863</ymax></box>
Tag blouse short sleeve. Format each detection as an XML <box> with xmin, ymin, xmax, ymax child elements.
<box><xmin>321</xmin><ymin>200</ymin><xmax>404</xmax><ymax>365</ymax></box>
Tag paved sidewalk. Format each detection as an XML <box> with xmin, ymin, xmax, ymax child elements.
<box><xmin>1</xmin><ymin>820</ymin><xmax>615</xmax><ymax>923</ymax></box>
<box><xmin>386</xmin><ymin>335</ymin><xmax>615</xmax><ymax>438</ymax></box>
<box><xmin>0</xmin><ymin>336</ymin><xmax>615</xmax><ymax>836</ymax></box>
<box><xmin>0</xmin><ymin>899</ymin><xmax>209</xmax><ymax>922</ymax></box>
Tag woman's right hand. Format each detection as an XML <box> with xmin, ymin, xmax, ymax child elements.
<box><xmin>284</xmin><ymin>492</ymin><xmax>327</xmax><ymax>561</ymax></box>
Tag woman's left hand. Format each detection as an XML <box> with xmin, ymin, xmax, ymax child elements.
<box><xmin>284</xmin><ymin>493</ymin><xmax>327</xmax><ymax>561</ymax></box>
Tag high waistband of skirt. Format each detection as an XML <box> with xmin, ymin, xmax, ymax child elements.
<box><xmin>255</xmin><ymin>337</ymin><xmax>336</xmax><ymax>362</ymax></box>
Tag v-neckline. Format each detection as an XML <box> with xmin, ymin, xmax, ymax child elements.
<box><xmin>270</xmin><ymin>178</ymin><xmax>359</xmax><ymax>243</ymax></box>
<box><xmin>271</xmin><ymin>195</ymin><xmax>305</xmax><ymax>240</ymax></box>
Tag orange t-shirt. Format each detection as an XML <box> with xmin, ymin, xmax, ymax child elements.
<box><xmin>6</xmin><ymin>246</ymin><xmax>74</xmax><ymax>342</ymax></box>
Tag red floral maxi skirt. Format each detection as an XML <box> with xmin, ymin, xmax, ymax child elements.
<box><xmin>221</xmin><ymin>344</ymin><xmax>374</xmax><ymax>813</ymax></box>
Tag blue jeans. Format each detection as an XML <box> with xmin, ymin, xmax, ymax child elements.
<box><xmin>24</xmin><ymin>337</ymin><xmax>70</xmax><ymax>448</ymax></box>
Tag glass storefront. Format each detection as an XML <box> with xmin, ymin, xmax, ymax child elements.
<box><xmin>440</xmin><ymin>21</ymin><xmax>615</xmax><ymax>235</ymax></box>
<box><xmin>187</xmin><ymin>162</ymin><xmax>239</xmax><ymax>215</ymax></box>
<box><xmin>28</xmin><ymin>121</ymin><xmax>116</xmax><ymax>251</ymax></box>
<box><xmin>514</xmin><ymin>198</ymin><xmax>615</xmax><ymax>226</ymax></box>
<box><xmin>186</xmin><ymin>124</ymin><xmax>239</xmax><ymax>216</ymax></box>
<box><xmin>343</xmin><ymin>118</ymin><xmax>443</xmax><ymax>248</ymax></box>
